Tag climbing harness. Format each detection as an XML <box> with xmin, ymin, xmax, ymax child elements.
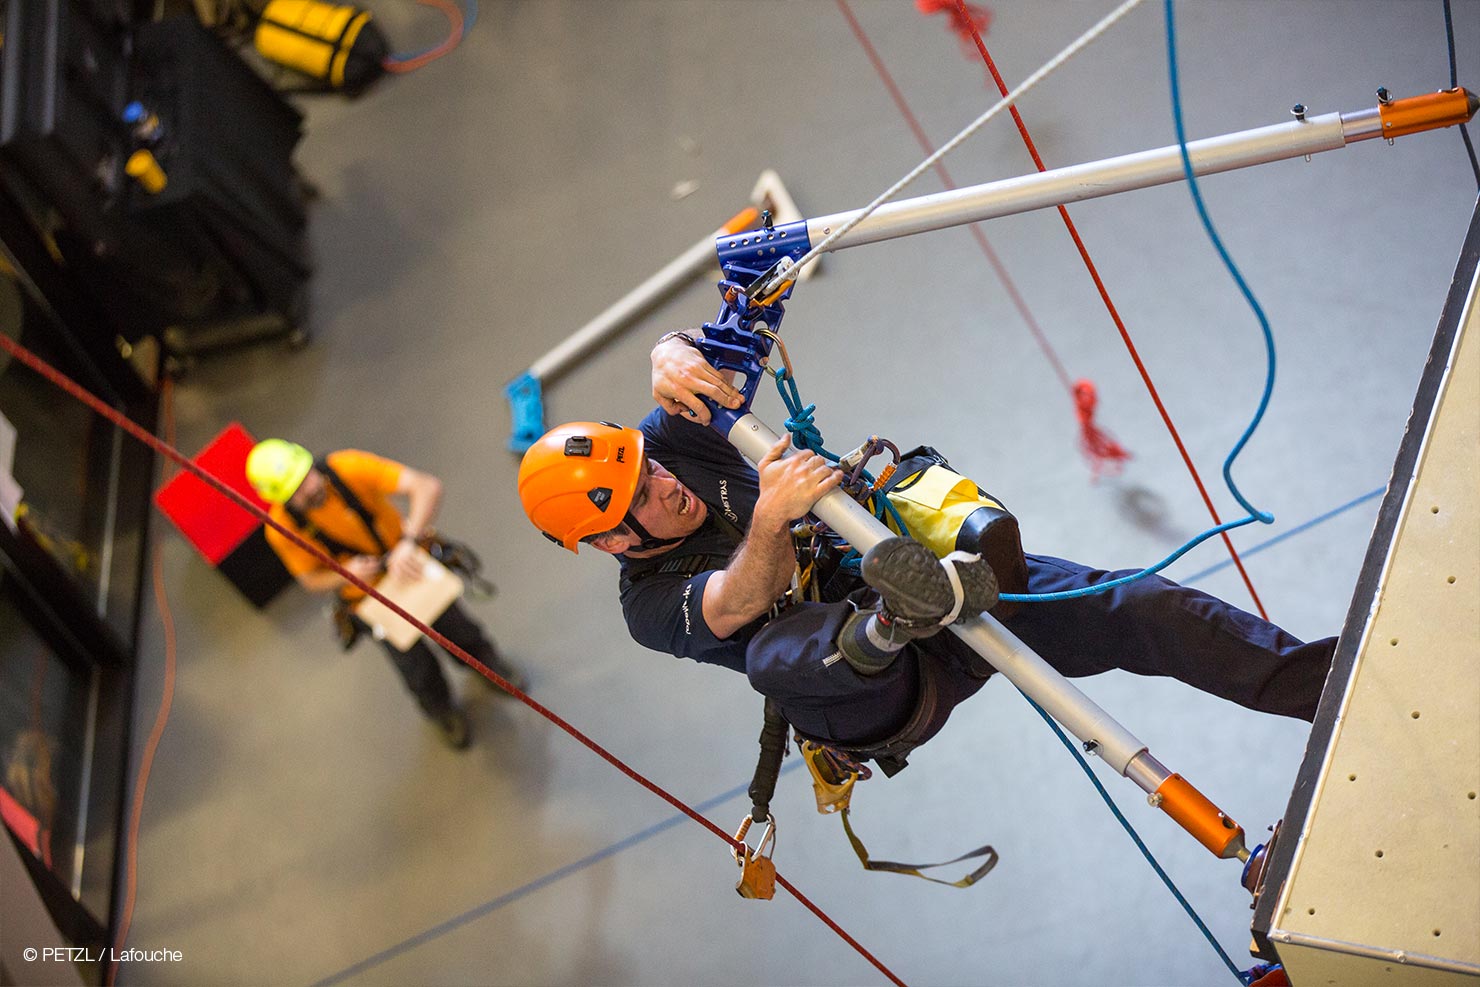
<box><xmin>740</xmin><ymin>698</ymin><xmax>997</xmax><ymax>891</ymax></box>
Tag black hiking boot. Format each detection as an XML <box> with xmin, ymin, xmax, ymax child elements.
<box><xmin>860</xmin><ymin>537</ymin><xmax>999</xmax><ymax>639</ymax></box>
<box><xmin>435</xmin><ymin>708</ymin><xmax>472</xmax><ymax>750</ymax></box>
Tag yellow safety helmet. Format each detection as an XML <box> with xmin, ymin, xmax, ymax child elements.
<box><xmin>246</xmin><ymin>439</ymin><xmax>314</xmax><ymax>505</ymax></box>
<box><xmin>517</xmin><ymin>422</ymin><xmax>644</xmax><ymax>552</ymax></box>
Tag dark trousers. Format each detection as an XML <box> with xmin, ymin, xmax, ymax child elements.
<box><xmin>354</xmin><ymin>601</ymin><xmax>501</xmax><ymax>720</ymax></box>
<box><xmin>746</xmin><ymin>554</ymin><xmax>1337</xmax><ymax>750</ymax></box>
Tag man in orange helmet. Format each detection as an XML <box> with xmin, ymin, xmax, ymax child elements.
<box><xmin>518</xmin><ymin>334</ymin><xmax>1334</xmax><ymax>772</ymax></box>
<box><xmin>248</xmin><ymin>439</ymin><xmax>526</xmax><ymax>750</ymax></box>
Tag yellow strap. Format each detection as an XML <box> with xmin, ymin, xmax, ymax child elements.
<box><xmin>800</xmin><ymin>740</ymin><xmax>857</xmax><ymax>814</ymax></box>
<box><xmin>839</xmin><ymin>808</ymin><xmax>998</xmax><ymax>889</ymax></box>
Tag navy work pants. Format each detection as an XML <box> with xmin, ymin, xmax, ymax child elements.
<box><xmin>746</xmin><ymin>554</ymin><xmax>1336</xmax><ymax>751</ymax></box>
<box><xmin>355</xmin><ymin>601</ymin><xmax>500</xmax><ymax>719</ymax></box>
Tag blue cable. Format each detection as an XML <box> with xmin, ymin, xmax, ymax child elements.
<box><xmin>1163</xmin><ymin>0</ymin><xmax>1276</xmax><ymax>527</ymax></box>
<box><xmin>1024</xmin><ymin>692</ymin><xmax>1253</xmax><ymax>985</ymax></box>
<box><xmin>1011</xmin><ymin>8</ymin><xmax>1275</xmax><ymax>983</ymax></box>
<box><xmin>385</xmin><ymin>0</ymin><xmax>479</xmax><ymax>64</ymax></box>
<box><xmin>775</xmin><ymin>0</ymin><xmax>1281</xmax><ymax>609</ymax></box>
<box><xmin>998</xmin><ymin>0</ymin><xmax>1282</xmax><ymax>603</ymax></box>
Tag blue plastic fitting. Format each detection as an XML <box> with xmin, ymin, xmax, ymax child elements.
<box><xmin>504</xmin><ymin>372</ymin><xmax>545</xmax><ymax>453</ymax></box>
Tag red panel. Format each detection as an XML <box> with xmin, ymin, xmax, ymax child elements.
<box><xmin>154</xmin><ymin>422</ymin><xmax>270</xmax><ymax>565</ymax></box>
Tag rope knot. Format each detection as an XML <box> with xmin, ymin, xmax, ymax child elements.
<box><xmin>915</xmin><ymin>0</ymin><xmax>993</xmax><ymax>57</ymax></box>
<box><xmin>784</xmin><ymin>403</ymin><xmax>826</xmax><ymax>452</ymax></box>
<box><xmin>1073</xmin><ymin>378</ymin><xmax>1132</xmax><ymax>480</ymax></box>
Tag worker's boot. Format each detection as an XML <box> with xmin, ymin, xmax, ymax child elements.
<box><xmin>434</xmin><ymin>707</ymin><xmax>472</xmax><ymax>750</ymax></box>
<box><xmin>863</xmin><ymin>537</ymin><xmax>999</xmax><ymax>633</ymax></box>
<box><xmin>839</xmin><ymin>537</ymin><xmax>998</xmax><ymax>675</ymax></box>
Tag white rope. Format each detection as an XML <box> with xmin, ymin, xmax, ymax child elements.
<box><xmin>784</xmin><ymin>0</ymin><xmax>1148</xmax><ymax>281</ymax></box>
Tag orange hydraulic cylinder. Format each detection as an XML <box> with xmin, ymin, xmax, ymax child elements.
<box><xmin>1153</xmin><ymin>773</ymin><xmax>1247</xmax><ymax>860</ymax></box>
<box><xmin>1378</xmin><ymin>87</ymin><xmax>1478</xmax><ymax>139</ymax></box>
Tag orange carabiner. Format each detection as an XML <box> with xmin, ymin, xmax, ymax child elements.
<box><xmin>732</xmin><ymin>814</ymin><xmax>778</xmax><ymax>900</ymax></box>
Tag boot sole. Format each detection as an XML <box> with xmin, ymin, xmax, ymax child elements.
<box><xmin>862</xmin><ymin>538</ymin><xmax>998</xmax><ymax>622</ymax></box>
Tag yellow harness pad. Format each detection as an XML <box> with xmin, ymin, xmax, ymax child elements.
<box><xmin>885</xmin><ymin>463</ymin><xmax>1003</xmax><ymax>560</ymax></box>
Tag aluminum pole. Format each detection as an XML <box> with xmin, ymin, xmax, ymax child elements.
<box><xmin>724</xmin><ymin>413</ymin><xmax>1157</xmax><ymax>780</ymax></box>
<box><xmin>801</xmin><ymin>112</ymin><xmax>1358</xmax><ymax>252</ymax></box>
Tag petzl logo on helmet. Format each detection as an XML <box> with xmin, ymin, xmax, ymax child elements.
<box><xmin>615</xmin><ymin>445</ymin><xmax>626</xmax><ymax>463</ymax></box>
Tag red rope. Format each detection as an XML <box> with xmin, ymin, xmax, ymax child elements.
<box><xmin>0</xmin><ymin>333</ymin><xmax>905</xmax><ymax>987</ymax></box>
<box><xmin>836</xmin><ymin>0</ymin><xmax>1132</xmax><ymax>481</ymax></box>
<box><xmin>382</xmin><ymin>0</ymin><xmax>466</xmax><ymax>74</ymax></box>
<box><xmin>107</xmin><ymin>378</ymin><xmax>179</xmax><ymax>987</ymax></box>
<box><xmin>942</xmin><ymin>0</ymin><xmax>1267</xmax><ymax>618</ymax></box>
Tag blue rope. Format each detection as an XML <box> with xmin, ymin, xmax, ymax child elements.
<box><xmin>774</xmin><ymin>0</ymin><xmax>1282</xmax><ymax>610</ymax></box>
<box><xmin>999</xmin><ymin>513</ymin><xmax>1259</xmax><ymax>602</ymax></box>
<box><xmin>385</xmin><ymin>0</ymin><xmax>479</xmax><ymax>64</ymax></box>
<box><xmin>1024</xmin><ymin>692</ymin><xmax>1253</xmax><ymax>984</ymax></box>
<box><xmin>774</xmin><ymin>369</ymin><xmax>843</xmax><ymax>461</ymax></box>
<box><xmin>1005</xmin><ymin>7</ymin><xmax>1276</xmax><ymax>983</ymax></box>
<box><xmin>1000</xmin><ymin>0</ymin><xmax>1281</xmax><ymax>603</ymax></box>
<box><xmin>1164</xmin><ymin>0</ymin><xmax>1275</xmax><ymax>527</ymax></box>
<box><xmin>772</xmin><ymin>369</ymin><xmax>913</xmax><ymax>571</ymax></box>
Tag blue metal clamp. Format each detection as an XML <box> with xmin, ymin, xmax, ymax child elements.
<box><xmin>697</xmin><ymin>218</ymin><xmax>812</xmax><ymax>435</ymax></box>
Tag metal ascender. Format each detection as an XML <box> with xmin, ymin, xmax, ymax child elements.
<box><xmin>695</xmin><ymin>210</ymin><xmax>813</xmax><ymax>435</ymax></box>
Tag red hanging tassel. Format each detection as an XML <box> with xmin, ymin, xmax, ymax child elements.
<box><xmin>1074</xmin><ymin>379</ymin><xmax>1132</xmax><ymax>479</ymax></box>
<box><xmin>915</xmin><ymin>0</ymin><xmax>993</xmax><ymax>58</ymax></box>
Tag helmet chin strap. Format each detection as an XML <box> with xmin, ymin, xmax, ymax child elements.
<box><xmin>622</xmin><ymin>511</ymin><xmax>687</xmax><ymax>553</ymax></box>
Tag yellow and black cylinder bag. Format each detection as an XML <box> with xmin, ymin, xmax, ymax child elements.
<box><xmin>255</xmin><ymin>0</ymin><xmax>389</xmax><ymax>94</ymax></box>
<box><xmin>879</xmin><ymin>447</ymin><xmax>1030</xmax><ymax>618</ymax></box>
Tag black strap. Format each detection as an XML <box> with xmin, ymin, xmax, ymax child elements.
<box><xmin>620</xmin><ymin>510</ymin><xmax>687</xmax><ymax>553</ymax></box>
<box><xmin>317</xmin><ymin>457</ymin><xmax>391</xmax><ymax>554</ymax></box>
<box><xmin>281</xmin><ymin>507</ymin><xmax>361</xmax><ymax>560</ymax></box>
<box><xmin>748</xmin><ymin>700</ymin><xmax>789</xmax><ymax>823</ymax></box>
<box><xmin>283</xmin><ymin>456</ymin><xmax>391</xmax><ymax>559</ymax></box>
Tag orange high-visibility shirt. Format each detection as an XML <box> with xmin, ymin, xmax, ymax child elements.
<box><xmin>264</xmin><ymin>449</ymin><xmax>405</xmax><ymax>600</ymax></box>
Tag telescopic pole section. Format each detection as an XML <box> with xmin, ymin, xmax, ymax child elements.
<box><xmin>790</xmin><ymin>90</ymin><xmax>1476</xmax><ymax>258</ymax></box>
<box><xmin>721</xmin><ymin>413</ymin><xmax>1250</xmax><ymax>861</ymax></box>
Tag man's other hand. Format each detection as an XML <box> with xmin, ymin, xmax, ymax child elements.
<box><xmin>754</xmin><ymin>435</ymin><xmax>842</xmax><ymax>527</ymax></box>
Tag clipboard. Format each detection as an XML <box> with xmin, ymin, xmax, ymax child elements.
<box><xmin>354</xmin><ymin>547</ymin><xmax>464</xmax><ymax>651</ymax></box>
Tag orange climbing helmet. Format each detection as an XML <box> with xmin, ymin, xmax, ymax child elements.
<box><xmin>518</xmin><ymin>421</ymin><xmax>645</xmax><ymax>552</ymax></box>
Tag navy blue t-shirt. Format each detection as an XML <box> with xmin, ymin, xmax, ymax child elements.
<box><xmin>617</xmin><ymin>408</ymin><xmax>768</xmax><ymax>673</ymax></box>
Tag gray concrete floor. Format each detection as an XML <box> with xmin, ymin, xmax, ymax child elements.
<box><xmin>119</xmin><ymin>2</ymin><xmax>1477</xmax><ymax>985</ymax></box>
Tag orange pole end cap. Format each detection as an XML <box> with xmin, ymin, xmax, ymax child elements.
<box><xmin>722</xmin><ymin>206</ymin><xmax>762</xmax><ymax>236</ymax></box>
<box><xmin>1153</xmin><ymin>773</ymin><xmax>1246</xmax><ymax>860</ymax></box>
<box><xmin>1378</xmin><ymin>88</ymin><xmax>1478</xmax><ymax>140</ymax></box>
